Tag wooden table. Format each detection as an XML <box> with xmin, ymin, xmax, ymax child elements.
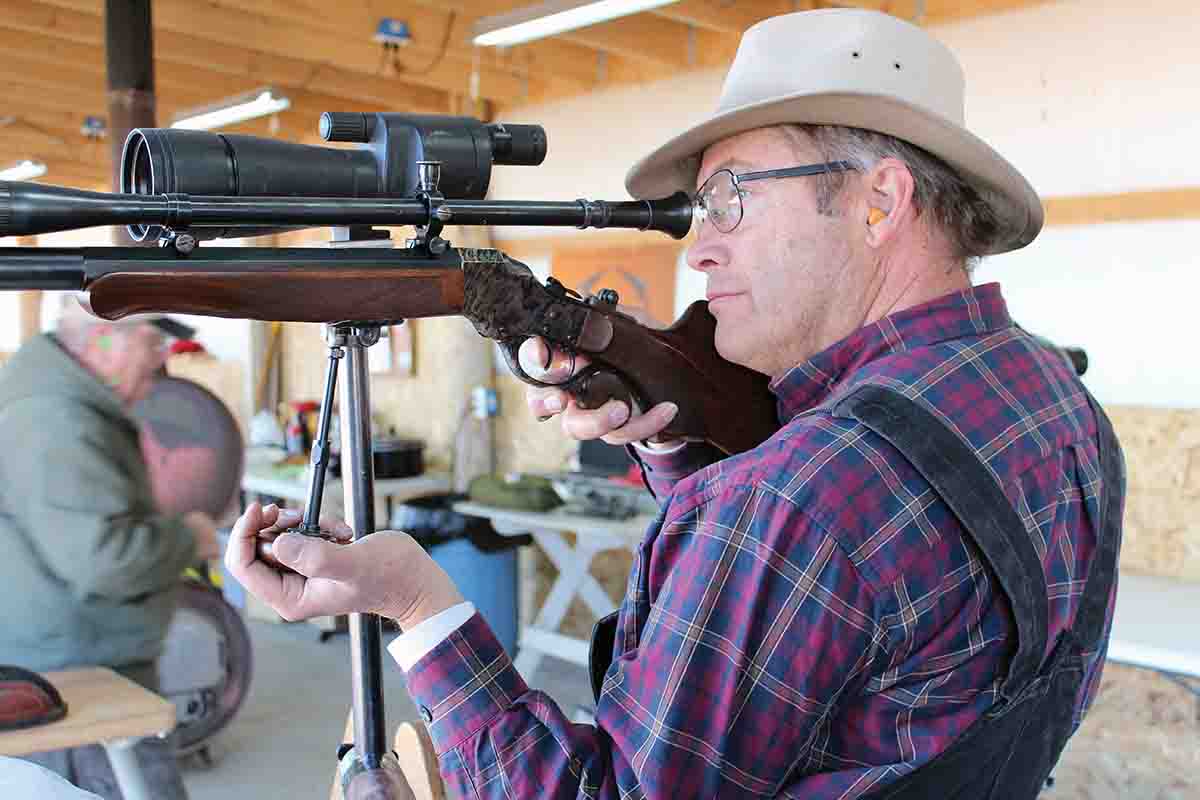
<box><xmin>0</xmin><ymin>668</ymin><xmax>176</xmax><ymax>800</ymax></box>
<box><xmin>241</xmin><ymin>465</ymin><xmax>449</xmax><ymax>525</ymax></box>
<box><xmin>452</xmin><ymin>502</ymin><xmax>653</xmax><ymax>683</ymax></box>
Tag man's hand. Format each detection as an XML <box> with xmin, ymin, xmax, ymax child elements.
<box><xmin>183</xmin><ymin>511</ymin><xmax>220</xmax><ymax>561</ymax></box>
<box><xmin>224</xmin><ymin>503</ymin><xmax>465</xmax><ymax>630</ymax></box>
<box><xmin>520</xmin><ymin>335</ymin><xmax>681</xmax><ymax>447</ymax></box>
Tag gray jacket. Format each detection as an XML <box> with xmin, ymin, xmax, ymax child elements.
<box><xmin>0</xmin><ymin>334</ymin><xmax>195</xmax><ymax>674</ymax></box>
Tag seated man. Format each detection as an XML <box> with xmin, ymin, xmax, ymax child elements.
<box><xmin>0</xmin><ymin>300</ymin><xmax>218</xmax><ymax>800</ymax></box>
<box><xmin>227</xmin><ymin>9</ymin><xmax>1124</xmax><ymax>799</ymax></box>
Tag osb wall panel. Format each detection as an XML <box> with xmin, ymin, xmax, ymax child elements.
<box><xmin>166</xmin><ymin>352</ymin><xmax>247</xmax><ymax>434</ymax></box>
<box><xmin>1108</xmin><ymin>405</ymin><xmax>1200</xmax><ymax>581</ymax></box>
<box><xmin>493</xmin><ymin>373</ymin><xmax>579</xmax><ymax>475</ymax></box>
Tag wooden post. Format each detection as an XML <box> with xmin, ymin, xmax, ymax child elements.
<box><xmin>105</xmin><ymin>0</ymin><xmax>156</xmax><ymax>246</ymax></box>
<box><xmin>14</xmin><ymin>236</ymin><xmax>42</xmax><ymax>344</ymax></box>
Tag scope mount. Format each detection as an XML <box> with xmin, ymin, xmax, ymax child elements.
<box><xmin>408</xmin><ymin>159</ymin><xmax>449</xmax><ymax>256</ymax></box>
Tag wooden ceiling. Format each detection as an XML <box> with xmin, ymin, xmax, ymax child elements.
<box><xmin>0</xmin><ymin>0</ymin><xmax>1048</xmax><ymax>191</ymax></box>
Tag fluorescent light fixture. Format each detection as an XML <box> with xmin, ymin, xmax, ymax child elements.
<box><xmin>0</xmin><ymin>160</ymin><xmax>47</xmax><ymax>181</ymax></box>
<box><xmin>473</xmin><ymin>0</ymin><xmax>680</xmax><ymax>47</ymax></box>
<box><xmin>171</xmin><ymin>88</ymin><xmax>291</xmax><ymax>131</ymax></box>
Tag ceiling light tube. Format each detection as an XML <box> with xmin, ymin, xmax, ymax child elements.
<box><xmin>0</xmin><ymin>160</ymin><xmax>47</xmax><ymax>181</ymax></box>
<box><xmin>473</xmin><ymin>0</ymin><xmax>680</xmax><ymax>47</ymax></box>
<box><xmin>171</xmin><ymin>88</ymin><xmax>291</xmax><ymax>131</ymax></box>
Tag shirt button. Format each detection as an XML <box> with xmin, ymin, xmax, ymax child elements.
<box><xmin>420</xmin><ymin>706</ymin><xmax>433</xmax><ymax>723</ymax></box>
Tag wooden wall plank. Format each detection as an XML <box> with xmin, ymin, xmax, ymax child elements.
<box><xmin>1044</xmin><ymin>188</ymin><xmax>1200</xmax><ymax>227</ymax></box>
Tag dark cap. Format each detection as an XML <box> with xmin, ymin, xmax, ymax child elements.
<box><xmin>148</xmin><ymin>316</ymin><xmax>196</xmax><ymax>340</ymax></box>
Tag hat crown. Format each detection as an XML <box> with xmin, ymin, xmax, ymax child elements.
<box><xmin>719</xmin><ymin>10</ymin><xmax>965</xmax><ymax>126</ymax></box>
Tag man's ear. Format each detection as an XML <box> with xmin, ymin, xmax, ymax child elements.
<box><xmin>863</xmin><ymin>158</ymin><xmax>916</xmax><ymax>247</ymax></box>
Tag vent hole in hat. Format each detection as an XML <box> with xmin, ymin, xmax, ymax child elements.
<box><xmin>894</xmin><ymin>62</ymin><xmax>902</xmax><ymax>70</ymax></box>
<box><xmin>852</xmin><ymin>51</ymin><xmax>861</xmax><ymax>58</ymax></box>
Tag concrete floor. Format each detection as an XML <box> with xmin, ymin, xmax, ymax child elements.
<box><xmin>181</xmin><ymin>621</ymin><xmax>1198</xmax><ymax>799</ymax></box>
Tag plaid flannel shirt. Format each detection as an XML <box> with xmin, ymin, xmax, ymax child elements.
<box><xmin>404</xmin><ymin>282</ymin><xmax>1115</xmax><ymax>799</ymax></box>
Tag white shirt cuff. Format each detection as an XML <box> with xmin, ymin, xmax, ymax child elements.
<box><xmin>630</xmin><ymin>439</ymin><xmax>688</xmax><ymax>456</ymax></box>
<box><xmin>387</xmin><ymin>601</ymin><xmax>476</xmax><ymax>672</ymax></box>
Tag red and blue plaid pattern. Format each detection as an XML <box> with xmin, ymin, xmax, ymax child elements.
<box><xmin>405</xmin><ymin>282</ymin><xmax>1115</xmax><ymax>798</ymax></box>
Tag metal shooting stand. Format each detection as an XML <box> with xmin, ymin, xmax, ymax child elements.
<box><xmin>282</xmin><ymin>162</ymin><xmax>451</xmax><ymax>800</ymax></box>
<box><xmin>282</xmin><ymin>321</ymin><xmax>406</xmax><ymax>799</ymax></box>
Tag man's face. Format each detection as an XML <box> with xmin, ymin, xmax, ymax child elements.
<box><xmin>685</xmin><ymin>127</ymin><xmax>863</xmax><ymax>379</ymax></box>
<box><xmin>99</xmin><ymin>324</ymin><xmax>168</xmax><ymax>406</ymax></box>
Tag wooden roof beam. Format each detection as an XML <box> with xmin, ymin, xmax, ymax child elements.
<box><xmin>452</xmin><ymin>0</ymin><xmax>739</xmax><ymax>70</ymax></box>
<box><xmin>650</xmin><ymin>0</ymin><xmax>795</xmax><ymax>35</ymax></box>
<box><xmin>21</xmin><ymin>0</ymin><xmax>523</xmax><ymax>105</ymax></box>
<box><xmin>202</xmin><ymin>0</ymin><xmax>629</xmax><ymax>104</ymax></box>
<box><xmin>0</xmin><ymin>4</ymin><xmax>452</xmax><ymax>113</ymax></box>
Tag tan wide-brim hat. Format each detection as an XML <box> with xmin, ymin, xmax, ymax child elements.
<box><xmin>625</xmin><ymin>9</ymin><xmax>1043</xmax><ymax>254</ymax></box>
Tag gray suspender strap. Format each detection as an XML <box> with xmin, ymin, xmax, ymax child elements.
<box><xmin>834</xmin><ymin>385</ymin><xmax>1048</xmax><ymax>699</ymax></box>
<box><xmin>1070</xmin><ymin>393</ymin><xmax>1123</xmax><ymax>648</ymax></box>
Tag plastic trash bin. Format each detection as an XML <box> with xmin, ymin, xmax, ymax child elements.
<box><xmin>392</xmin><ymin>494</ymin><xmax>530</xmax><ymax>658</ymax></box>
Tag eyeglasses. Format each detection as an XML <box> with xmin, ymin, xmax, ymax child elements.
<box><xmin>692</xmin><ymin>161</ymin><xmax>857</xmax><ymax>234</ymax></box>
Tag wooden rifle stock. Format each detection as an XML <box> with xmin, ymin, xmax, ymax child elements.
<box><xmin>88</xmin><ymin>267</ymin><xmax>466</xmax><ymax>323</ymax></box>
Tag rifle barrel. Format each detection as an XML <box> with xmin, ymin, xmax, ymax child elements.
<box><xmin>0</xmin><ymin>249</ymin><xmax>84</xmax><ymax>290</ymax></box>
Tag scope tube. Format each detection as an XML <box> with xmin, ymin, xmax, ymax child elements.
<box><xmin>0</xmin><ymin>182</ymin><xmax>694</xmax><ymax>240</ymax></box>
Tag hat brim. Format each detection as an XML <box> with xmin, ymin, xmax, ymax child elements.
<box><xmin>625</xmin><ymin>91</ymin><xmax>1043</xmax><ymax>255</ymax></box>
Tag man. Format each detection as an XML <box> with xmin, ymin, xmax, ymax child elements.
<box><xmin>0</xmin><ymin>300</ymin><xmax>218</xmax><ymax>799</ymax></box>
<box><xmin>228</xmin><ymin>9</ymin><xmax>1123</xmax><ymax>798</ymax></box>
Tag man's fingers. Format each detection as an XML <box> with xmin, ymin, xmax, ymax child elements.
<box><xmin>319</xmin><ymin>516</ymin><xmax>355</xmax><ymax>541</ymax></box>
<box><xmin>224</xmin><ymin>502</ymin><xmax>290</xmax><ymax>608</ymax></box>
<box><xmin>517</xmin><ymin>337</ymin><xmax>585</xmax><ymax>383</ymax></box>
<box><xmin>272</xmin><ymin>532</ymin><xmax>358</xmax><ymax>580</ymax></box>
<box><xmin>560</xmin><ymin>399</ymin><xmax>632</xmax><ymax>440</ymax></box>
<box><xmin>601</xmin><ymin>402</ymin><xmax>680</xmax><ymax>446</ymax></box>
<box><xmin>226</xmin><ymin>502</ymin><xmax>265</xmax><ymax>570</ymax></box>
<box><xmin>259</xmin><ymin>506</ymin><xmax>302</xmax><ymax>534</ymax></box>
<box><xmin>526</xmin><ymin>386</ymin><xmax>570</xmax><ymax>419</ymax></box>
<box><xmin>517</xmin><ymin>337</ymin><xmax>551</xmax><ymax>377</ymax></box>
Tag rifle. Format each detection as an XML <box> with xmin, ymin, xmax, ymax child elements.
<box><xmin>0</xmin><ymin>112</ymin><xmax>778</xmax><ymax>799</ymax></box>
<box><xmin>0</xmin><ymin>115</ymin><xmax>777</xmax><ymax>456</ymax></box>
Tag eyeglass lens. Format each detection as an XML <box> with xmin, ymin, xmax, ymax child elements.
<box><xmin>694</xmin><ymin>169</ymin><xmax>742</xmax><ymax>234</ymax></box>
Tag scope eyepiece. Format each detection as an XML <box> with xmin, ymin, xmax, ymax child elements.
<box><xmin>485</xmin><ymin>123</ymin><xmax>547</xmax><ymax>167</ymax></box>
<box><xmin>320</xmin><ymin>112</ymin><xmax>375</xmax><ymax>144</ymax></box>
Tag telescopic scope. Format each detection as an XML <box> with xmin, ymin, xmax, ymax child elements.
<box><xmin>120</xmin><ymin>113</ymin><xmax>547</xmax><ymax>241</ymax></box>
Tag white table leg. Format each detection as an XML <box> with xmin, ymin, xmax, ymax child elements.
<box><xmin>533</xmin><ymin>529</ymin><xmax>625</xmax><ymax>619</ymax></box>
<box><xmin>103</xmin><ymin>737</ymin><xmax>154</xmax><ymax>800</ymax></box>
<box><xmin>512</xmin><ymin>528</ymin><xmax>627</xmax><ymax>682</ymax></box>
